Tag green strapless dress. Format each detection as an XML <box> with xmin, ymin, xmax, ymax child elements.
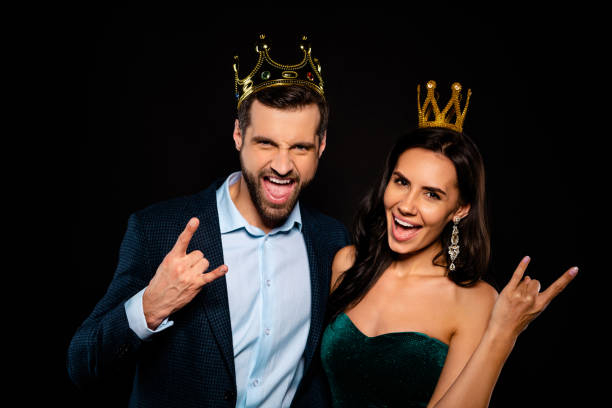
<box><xmin>321</xmin><ymin>313</ymin><xmax>449</xmax><ymax>408</ymax></box>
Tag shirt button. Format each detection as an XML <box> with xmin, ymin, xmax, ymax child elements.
<box><xmin>253</xmin><ymin>379</ymin><xmax>260</xmax><ymax>386</ymax></box>
<box><xmin>265</xmin><ymin>328</ymin><xmax>271</xmax><ymax>335</ymax></box>
<box><xmin>266</xmin><ymin>280</ymin><xmax>271</xmax><ymax>287</ymax></box>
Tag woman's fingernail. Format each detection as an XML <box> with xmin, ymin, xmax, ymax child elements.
<box><xmin>569</xmin><ymin>267</ymin><xmax>579</xmax><ymax>277</ymax></box>
<box><xmin>522</xmin><ymin>256</ymin><xmax>531</xmax><ymax>263</ymax></box>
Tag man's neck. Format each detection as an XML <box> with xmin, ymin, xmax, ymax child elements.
<box><xmin>229</xmin><ymin>174</ymin><xmax>272</xmax><ymax>233</ymax></box>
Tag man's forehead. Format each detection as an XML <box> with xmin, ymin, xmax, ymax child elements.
<box><xmin>246</xmin><ymin>101</ymin><xmax>320</xmax><ymax>141</ymax></box>
<box><xmin>249</xmin><ymin>99</ymin><xmax>319</xmax><ymax>118</ymax></box>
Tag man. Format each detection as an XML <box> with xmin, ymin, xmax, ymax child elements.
<box><xmin>67</xmin><ymin>35</ymin><xmax>349</xmax><ymax>407</ymax></box>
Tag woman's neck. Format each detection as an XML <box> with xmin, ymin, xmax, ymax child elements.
<box><xmin>390</xmin><ymin>241</ymin><xmax>447</xmax><ymax>278</ymax></box>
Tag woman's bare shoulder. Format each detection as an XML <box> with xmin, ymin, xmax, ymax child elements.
<box><xmin>454</xmin><ymin>280</ymin><xmax>499</xmax><ymax>322</ymax></box>
<box><xmin>330</xmin><ymin>245</ymin><xmax>356</xmax><ymax>291</ymax></box>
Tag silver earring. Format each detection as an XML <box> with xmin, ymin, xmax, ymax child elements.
<box><xmin>448</xmin><ymin>217</ymin><xmax>460</xmax><ymax>271</ymax></box>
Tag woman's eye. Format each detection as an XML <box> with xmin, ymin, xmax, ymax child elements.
<box><xmin>426</xmin><ymin>191</ymin><xmax>440</xmax><ymax>199</ymax></box>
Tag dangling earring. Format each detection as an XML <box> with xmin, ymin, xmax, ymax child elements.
<box><xmin>448</xmin><ymin>217</ymin><xmax>460</xmax><ymax>271</ymax></box>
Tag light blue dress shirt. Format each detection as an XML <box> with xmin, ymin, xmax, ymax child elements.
<box><xmin>125</xmin><ymin>171</ymin><xmax>312</xmax><ymax>408</ymax></box>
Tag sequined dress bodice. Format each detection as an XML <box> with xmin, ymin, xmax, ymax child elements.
<box><xmin>321</xmin><ymin>313</ymin><xmax>449</xmax><ymax>408</ymax></box>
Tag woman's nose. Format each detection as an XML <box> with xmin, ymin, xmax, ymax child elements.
<box><xmin>397</xmin><ymin>192</ymin><xmax>417</xmax><ymax>215</ymax></box>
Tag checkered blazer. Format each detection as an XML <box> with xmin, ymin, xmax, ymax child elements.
<box><xmin>67</xmin><ymin>179</ymin><xmax>350</xmax><ymax>407</ymax></box>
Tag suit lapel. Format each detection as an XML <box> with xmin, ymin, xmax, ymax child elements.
<box><xmin>301</xmin><ymin>209</ymin><xmax>328</xmax><ymax>373</ymax></box>
<box><xmin>190</xmin><ymin>182</ymin><xmax>236</xmax><ymax>383</ymax></box>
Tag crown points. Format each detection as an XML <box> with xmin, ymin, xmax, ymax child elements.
<box><xmin>256</xmin><ymin>33</ymin><xmax>269</xmax><ymax>52</ymax></box>
<box><xmin>300</xmin><ymin>35</ymin><xmax>312</xmax><ymax>54</ymax></box>
<box><xmin>417</xmin><ymin>80</ymin><xmax>472</xmax><ymax>133</ymax></box>
<box><xmin>234</xmin><ymin>34</ymin><xmax>325</xmax><ymax>108</ymax></box>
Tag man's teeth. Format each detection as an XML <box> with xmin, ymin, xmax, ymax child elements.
<box><xmin>394</xmin><ymin>217</ymin><xmax>417</xmax><ymax>228</ymax></box>
<box><xmin>268</xmin><ymin>177</ymin><xmax>292</xmax><ymax>185</ymax></box>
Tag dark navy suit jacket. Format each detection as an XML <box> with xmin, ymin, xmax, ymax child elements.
<box><xmin>67</xmin><ymin>179</ymin><xmax>349</xmax><ymax>407</ymax></box>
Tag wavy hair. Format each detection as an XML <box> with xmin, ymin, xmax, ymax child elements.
<box><xmin>327</xmin><ymin>127</ymin><xmax>490</xmax><ymax>321</ymax></box>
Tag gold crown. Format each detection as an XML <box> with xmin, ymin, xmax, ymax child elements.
<box><xmin>417</xmin><ymin>80</ymin><xmax>472</xmax><ymax>132</ymax></box>
<box><xmin>233</xmin><ymin>34</ymin><xmax>324</xmax><ymax>108</ymax></box>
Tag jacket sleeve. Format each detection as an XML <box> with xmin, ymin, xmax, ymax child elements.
<box><xmin>66</xmin><ymin>213</ymin><xmax>156</xmax><ymax>388</ymax></box>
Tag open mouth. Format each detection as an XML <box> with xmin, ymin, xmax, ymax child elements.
<box><xmin>391</xmin><ymin>216</ymin><xmax>422</xmax><ymax>241</ymax></box>
<box><xmin>262</xmin><ymin>176</ymin><xmax>297</xmax><ymax>204</ymax></box>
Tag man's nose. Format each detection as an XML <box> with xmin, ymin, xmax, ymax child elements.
<box><xmin>270</xmin><ymin>150</ymin><xmax>293</xmax><ymax>177</ymax></box>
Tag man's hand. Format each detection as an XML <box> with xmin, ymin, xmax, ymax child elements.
<box><xmin>142</xmin><ymin>217</ymin><xmax>228</xmax><ymax>329</ymax></box>
<box><xmin>488</xmin><ymin>256</ymin><xmax>578</xmax><ymax>339</ymax></box>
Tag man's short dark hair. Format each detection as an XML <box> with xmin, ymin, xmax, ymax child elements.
<box><xmin>237</xmin><ymin>85</ymin><xmax>329</xmax><ymax>141</ymax></box>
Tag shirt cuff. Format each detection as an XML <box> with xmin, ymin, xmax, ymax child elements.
<box><xmin>124</xmin><ymin>287</ymin><xmax>174</xmax><ymax>341</ymax></box>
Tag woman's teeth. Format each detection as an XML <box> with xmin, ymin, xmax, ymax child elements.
<box><xmin>394</xmin><ymin>217</ymin><xmax>418</xmax><ymax>228</ymax></box>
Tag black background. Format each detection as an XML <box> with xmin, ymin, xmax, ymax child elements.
<box><xmin>46</xmin><ymin>3</ymin><xmax>598</xmax><ymax>407</ymax></box>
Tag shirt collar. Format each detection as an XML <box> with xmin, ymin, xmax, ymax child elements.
<box><xmin>216</xmin><ymin>171</ymin><xmax>302</xmax><ymax>236</ymax></box>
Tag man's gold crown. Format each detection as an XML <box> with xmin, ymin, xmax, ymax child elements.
<box><xmin>417</xmin><ymin>80</ymin><xmax>472</xmax><ymax>132</ymax></box>
<box><xmin>233</xmin><ymin>34</ymin><xmax>324</xmax><ymax>108</ymax></box>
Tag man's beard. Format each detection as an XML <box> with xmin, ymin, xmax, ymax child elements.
<box><xmin>240</xmin><ymin>161</ymin><xmax>314</xmax><ymax>230</ymax></box>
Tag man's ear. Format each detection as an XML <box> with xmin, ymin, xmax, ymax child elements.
<box><xmin>233</xmin><ymin>119</ymin><xmax>243</xmax><ymax>151</ymax></box>
<box><xmin>318</xmin><ymin>130</ymin><xmax>327</xmax><ymax>158</ymax></box>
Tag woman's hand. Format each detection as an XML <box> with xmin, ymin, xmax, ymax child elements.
<box><xmin>488</xmin><ymin>256</ymin><xmax>578</xmax><ymax>339</ymax></box>
<box><xmin>427</xmin><ymin>257</ymin><xmax>578</xmax><ymax>408</ymax></box>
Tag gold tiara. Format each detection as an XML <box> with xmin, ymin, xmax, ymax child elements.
<box><xmin>233</xmin><ymin>34</ymin><xmax>324</xmax><ymax>108</ymax></box>
<box><xmin>417</xmin><ymin>80</ymin><xmax>472</xmax><ymax>132</ymax></box>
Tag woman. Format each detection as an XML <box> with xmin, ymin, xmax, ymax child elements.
<box><xmin>320</xmin><ymin>81</ymin><xmax>577</xmax><ymax>408</ymax></box>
